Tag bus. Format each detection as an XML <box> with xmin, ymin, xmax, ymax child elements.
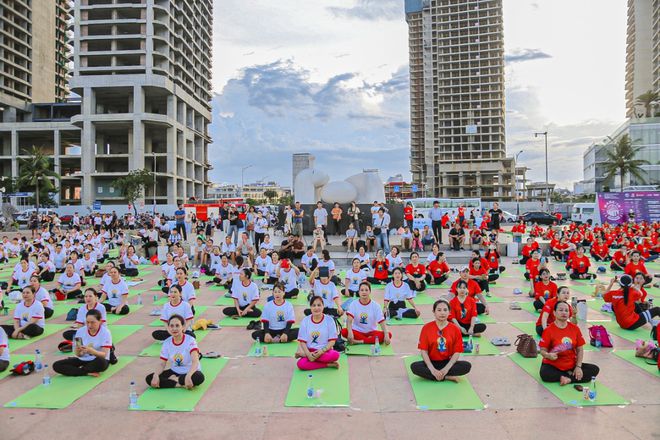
<box><xmin>403</xmin><ymin>198</ymin><xmax>482</xmax><ymax>220</ymax></box>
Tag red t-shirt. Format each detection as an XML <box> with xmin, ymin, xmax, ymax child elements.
<box><xmin>526</xmin><ymin>258</ymin><xmax>541</xmax><ymax>279</ymax></box>
<box><xmin>417</xmin><ymin>321</ymin><xmax>464</xmax><ymax>361</ymax></box>
<box><xmin>484</xmin><ymin>251</ymin><xmax>500</xmax><ymax>269</ymax></box>
<box><xmin>449</xmin><ymin>296</ymin><xmax>478</xmax><ymax>325</ymax></box>
<box><xmin>624</xmin><ymin>261</ymin><xmax>648</xmax><ymax>277</ymax></box>
<box><xmin>570</xmin><ymin>256</ymin><xmax>590</xmax><ymax>273</ymax></box>
<box><xmin>449</xmin><ymin>278</ymin><xmax>482</xmax><ymax>297</ymax></box>
<box><xmin>612</xmin><ymin>250</ymin><xmax>627</xmax><ymax>266</ymax></box>
<box><xmin>590</xmin><ymin>243</ymin><xmax>609</xmax><ymax>259</ymax></box>
<box><xmin>539</xmin><ymin>322</ymin><xmax>585</xmax><ymax>371</ymax></box>
<box><xmin>406</xmin><ymin>263</ymin><xmax>426</xmax><ymax>278</ymax></box>
<box><xmin>536</xmin><ymin>297</ymin><xmax>572</xmax><ymax>326</ymax></box>
<box><xmin>533</xmin><ymin>281</ymin><xmax>558</xmax><ymax>301</ymax></box>
<box><xmin>371</xmin><ymin>259</ymin><xmax>389</xmax><ymax>280</ymax></box>
<box><xmin>603</xmin><ymin>288</ymin><xmax>642</xmax><ymax>329</ymax></box>
<box><xmin>469</xmin><ymin>265</ymin><xmax>488</xmax><ymax>278</ymax></box>
<box><xmin>404</xmin><ymin>206</ymin><xmax>413</xmax><ymax>221</ymax></box>
<box><xmin>427</xmin><ymin>260</ymin><xmax>449</xmax><ymax>278</ymax></box>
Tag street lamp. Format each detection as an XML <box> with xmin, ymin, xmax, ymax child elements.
<box><xmin>514</xmin><ymin>150</ymin><xmax>523</xmax><ymax>216</ymax></box>
<box><xmin>152</xmin><ymin>154</ymin><xmax>157</xmax><ymax>214</ymax></box>
<box><xmin>241</xmin><ymin>164</ymin><xmax>253</xmax><ymax>199</ymax></box>
<box><xmin>534</xmin><ymin>131</ymin><xmax>549</xmax><ymax>208</ymax></box>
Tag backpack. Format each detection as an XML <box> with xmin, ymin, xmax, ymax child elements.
<box><xmin>11</xmin><ymin>360</ymin><xmax>35</xmax><ymax>376</ymax></box>
<box><xmin>588</xmin><ymin>325</ymin><xmax>613</xmax><ymax>348</ymax></box>
<box><xmin>66</xmin><ymin>308</ymin><xmax>78</xmax><ymax>321</ymax></box>
<box><xmin>515</xmin><ymin>334</ymin><xmax>538</xmax><ymax>358</ymax></box>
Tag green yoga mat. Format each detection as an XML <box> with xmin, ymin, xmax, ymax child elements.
<box><xmin>345</xmin><ymin>343</ymin><xmax>394</xmax><ymax>356</ymax></box>
<box><xmin>519</xmin><ymin>302</ymin><xmax>540</xmax><ymax>315</ymax></box>
<box><xmin>285</xmin><ymin>354</ymin><xmax>349</xmax><ymax>407</ymax></box>
<box><xmin>109</xmin><ymin>325</ymin><xmax>144</xmax><ymax>344</ymax></box>
<box><xmin>132</xmin><ymin>358</ymin><xmax>228</xmax><ymax>412</ymax></box>
<box><xmin>509</xmin><ymin>353</ymin><xmax>629</xmax><ymax>406</ymax></box>
<box><xmin>247</xmin><ymin>341</ymin><xmax>298</xmax><ymax>357</ymax></box>
<box><xmin>413</xmin><ymin>292</ymin><xmax>438</xmax><ymax>305</ymax></box>
<box><xmin>600</xmin><ymin>321</ymin><xmax>654</xmax><ymax>343</ymax></box>
<box><xmin>149</xmin><ymin>285</ymin><xmax>163</xmax><ymax>292</ymax></box>
<box><xmin>612</xmin><ymin>350</ymin><xmax>660</xmax><ymax>376</ymax></box>
<box><xmin>139</xmin><ymin>330</ymin><xmax>211</xmax><ymax>357</ymax></box>
<box><xmin>482</xmin><ymin>294</ymin><xmax>505</xmax><ymax>303</ymax></box>
<box><xmin>84</xmin><ymin>278</ymin><xmax>102</xmax><ymax>286</ymax></box>
<box><xmin>403</xmin><ymin>356</ymin><xmax>484</xmax><ymax>410</ymax></box>
<box><xmin>149</xmin><ymin>306</ymin><xmax>209</xmax><ymax>327</ymax></box>
<box><xmin>461</xmin><ymin>337</ymin><xmax>501</xmax><ymax>356</ymax></box>
<box><xmin>386</xmin><ymin>316</ymin><xmax>425</xmax><ymax>326</ymax></box>
<box><xmin>570</xmin><ymin>284</ymin><xmax>597</xmax><ymax>295</ymax></box>
<box><xmin>213</xmin><ymin>296</ymin><xmax>235</xmax><ymax>306</ymax></box>
<box><xmin>288</xmin><ymin>295</ymin><xmax>310</xmax><ymax>306</ymax></box>
<box><xmin>477</xmin><ymin>314</ymin><xmax>496</xmax><ymax>324</ymax></box>
<box><xmin>4</xmin><ymin>356</ymin><xmax>136</xmax><ymax>409</ymax></box>
<box><xmin>0</xmin><ymin>354</ymin><xmax>33</xmax><ymax>380</ymax></box>
<box><xmin>7</xmin><ymin>324</ymin><xmax>68</xmax><ymax>351</ymax></box>
<box><xmin>218</xmin><ymin>315</ymin><xmax>256</xmax><ymax>327</ymax></box>
<box><xmin>509</xmin><ymin>322</ymin><xmax>599</xmax><ymax>351</ymax></box>
<box><xmin>105</xmin><ymin>305</ymin><xmax>144</xmax><ymax>324</ymax></box>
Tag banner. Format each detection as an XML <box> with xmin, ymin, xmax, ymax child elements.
<box><xmin>596</xmin><ymin>191</ymin><xmax>660</xmax><ymax>224</ymax></box>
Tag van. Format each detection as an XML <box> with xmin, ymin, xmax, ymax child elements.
<box><xmin>571</xmin><ymin>203</ymin><xmax>598</xmax><ymax>224</ymax></box>
<box><xmin>16</xmin><ymin>208</ymin><xmax>58</xmax><ymax>224</ymax></box>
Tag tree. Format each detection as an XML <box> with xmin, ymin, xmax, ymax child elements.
<box><xmin>635</xmin><ymin>90</ymin><xmax>659</xmax><ymax>118</ymax></box>
<box><xmin>114</xmin><ymin>169</ymin><xmax>154</xmax><ymax>216</ymax></box>
<box><xmin>263</xmin><ymin>190</ymin><xmax>278</xmax><ymax>203</ymax></box>
<box><xmin>602</xmin><ymin>134</ymin><xmax>649</xmax><ymax>191</ymax></box>
<box><xmin>278</xmin><ymin>195</ymin><xmax>293</xmax><ymax>206</ymax></box>
<box><xmin>17</xmin><ymin>146</ymin><xmax>61</xmax><ymax>216</ymax></box>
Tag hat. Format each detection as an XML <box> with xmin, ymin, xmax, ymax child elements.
<box><xmin>618</xmin><ymin>274</ymin><xmax>633</xmax><ymax>287</ymax></box>
<box><xmin>459</xmin><ymin>266</ymin><xmax>469</xmax><ymax>273</ymax></box>
<box><xmin>280</xmin><ymin>259</ymin><xmax>290</xmax><ymax>269</ymax></box>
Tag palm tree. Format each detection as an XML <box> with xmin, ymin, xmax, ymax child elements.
<box><xmin>17</xmin><ymin>146</ymin><xmax>61</xmax><ymax>216</ymax></box>
<box><xmin>602</xmin><ymin>134</ymin><xmax>649</xmax><ymax>191</ymax></box>
<box><xmin>635</xmin><ymin>90</ymin><xmax>659</xmax><ymax>117</ymax></box>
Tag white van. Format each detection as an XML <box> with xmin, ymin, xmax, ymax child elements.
<box><xmin>571</xmin><ymin>203</ymin><xmax>599</xmax><ymax>224</ymax></box>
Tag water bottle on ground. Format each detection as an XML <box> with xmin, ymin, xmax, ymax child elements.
<box><xmin>589</xmin><ymin>376</ymin><xmax>597</xmax><ymax>401</ymax></box>
<box><xmin>137</xmin><ymin>293</ymin><xmax>142</xmax><ymax>305</ymax></box>
<box><xmin>35</xmin><ymin>349</ymin><xmax>43</xmax><ymax>372</ymax></box>
<box><xmin>42</xmin><ymin>364</ymin><xmax>51</xmax><ymax>386</ymax></box>
<box><xmin>254</xmin><ymin>337</ymin><xmax>262</xmax><ymax>357</ymax></box>
<box><xmin>374</xmin><ymin>336</ymin><xmax>381</xmax><ymax>356</ymax></box>
<box><xmin>129</xmin><ymin>381</ymin><xmax>139</xmax><ymax>409</ymax></box>
<box><xmin>595</xmin><ymin>328</ymin><xmax>602</xmax><ymax>348</ymax></box>
<box><xmin>306</xmin><ymin>374</ymin><xmax>314</xmax><ymax>399</ymax></box>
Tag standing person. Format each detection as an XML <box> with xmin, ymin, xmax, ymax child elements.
<box><xmin>292</xmin><ymin>201</ymin><xmax>304</xmax><ymax>237</ymax></box>
<box><xmin>227</xmin><ymin>206</ymin><xmax>240</xmax><ymax>245</ymax></box>
<box><xmin>331</xmin><ymin>202</ymin><xmax>343</xmax><ymax>236</ymax></box>
<box><xmin>403</xmin><ymin>202</ymin><xmax>414</xmax><ymax>228</ymax></box>
<box><xmin>284</xmin><ymin>205</ymin><xmax>293</xmax><ymax>235</ymax></box>
<box><xmin>488</xmin><ymin>202</ymin><xmax>503</xmax><ymax>237</ymax></box>
<box><xmin>313</xmin><ymin>201</ymin><xmax>330</xmax><ymax>245</ymax></box>
<box><xmin>429</xmin><ymin>200</ymin><xmax>443</xmax><ymax>244</ymax></box>
<box><xmin>348</xmin><ymin>202</ymin><xmax>361</xmax><ymax>236</ymax></box>
<box><xmin>374</xmin><ymin>207</ymin><xmax>391</xmax><ymax>254</ymax></box>
<box><xmin>174</xmin><ymin>204</ymin><xmax>187</xmax><ymax>241</ymax></box>
<box><xmin>370</xmin><ymin>201</ymin><xmax>380</xmax><ymax>227</ymax></box>
<box><xmin>253</xmin><ymin>211</ymin><xmax>269</xmax><ymax>252</ymax></box>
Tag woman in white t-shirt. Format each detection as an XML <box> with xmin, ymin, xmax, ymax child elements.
<box><xmin>153</xmin><ymin>285</ymin><xmax>195</xmax><ymax>341</ymax></box>
<box><xmin>120</xmin><ymin>245</ymin><xmax>140</xmax><ymax>277</ymax></box>
<box><xmin>384</xmin><ymin>268</ymin><xmax>421</xmax><ymax>320</ymax></box>
<box><xmin>0</xmin><ymin>287</ymin><xmax>45</xmax><ymax>339</ymax></box>
<box><xmin>345</xmin><ymin>222</ymin><xmax>358</xmax><ymax>252</ymax></box>
<box><xmin>341</xmin><ymin>282</ymin><xmax>391</xmax><ymax>346</ymax></box>
<box><xmin>386</xmin><ymin>246</ymin><xmax>404</xmax><ymax>272</ymax></box>
<box><xmin>354</xmin><ymin>247</ymin><xmax>371</xmax><ymax>269</ymax></box>
<box><xmin>56</xmin><ymin>263</ymin><xmax>83</xmax><ymax>300</ymax></box>
<box><xmin>251</xmin><ymin>283</ymin><xmax>298</xmax><ymax>343</ymax></box>
<box><xmin>222</xmin><ymin>269</ymin><xmax>261</xmax><ymax>318</ymax></box>
<box><xmin>172</xmin><ymin>267</ymin><xmax>197</xmax><ymax>313</ymax></box>
<box><xmin>99</xmin><ymin>267</ymin><xmax>130</xmax><ymax>315</ymax></box>
<box><xmin>30</xmin><ymin>275</ymin><xmax>53</xmax><ymax>319</ymax></box>
<box><xmin>0</xmin><ymin>327</ymin><xmax>10</xmax><ymax>372</ymax></box>
<box><xmin>36</xmin><ymin>252</ymin><xmax>56</xmax><ymax>282</ymax></box>
<box><xmin>343</xmin><ymin>258</ymin><xmax>368</xmax><ymax>297</ymax></box>
<box><xmin>276</xmin><ymin>259</ymin><xmax>300</xmax><ymax>299</ymax></box>
<box><xmin>307</xmin><ymin>268</ymin><xmax>343</xmax><ymax>317</ymax></box>
<box><xmin>53</xmin><ymin>309</ymin><xmax>113</xmax><ymax>377</ymax></box>
<box><xmin>11</xmin><ymin>259</ymin><xmax>34</xmax><ymax>293</ymax></box>
<box><xmin>63</xmin><ymin>288</ymin><xmax>107</xmax><ymax>341</ymax></box>
<box><xmin>296</xmin><ymin>295</ymin><xmax>340</xmax><ymax>370</ymax></box>
<box><xmin>146</xmin><ymin>314</ymin><xmax>205</xmax><ymax>389</ymax></box>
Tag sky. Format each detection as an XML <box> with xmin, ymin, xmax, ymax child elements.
<box><xmin>209</xmin><ymin>0</ymin><xmax>627</xmax><ymax>190</ymax></box>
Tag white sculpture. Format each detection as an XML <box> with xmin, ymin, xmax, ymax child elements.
<box><xmin>293</xmin><ymin>168</ymin><xmax>386</xmax><ymax>204</ymax></box>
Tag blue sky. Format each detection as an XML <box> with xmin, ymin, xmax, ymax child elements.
<box><xmin>209</xmin><ymin>0</ymin><xmax>626</xmax><ymax>190</ymax></box>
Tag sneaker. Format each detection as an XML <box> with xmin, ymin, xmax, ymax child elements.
<box><xmin>149</xmin><ymin>308</ymin><xmax>162</xmax><ymax>316</ymax></box>
<box><xmin>396</xmin><ymin>309</ymin><xmax>404</xmax><ymax>320</ymax></box>
<box><xmin>224</xmin><ymin>292</ymin><xmax>232</xmax><ymax>298</ymax></box>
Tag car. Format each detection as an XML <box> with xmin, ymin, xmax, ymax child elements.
<box><xmin>501</xmin><ymin>210</ymin><xmax>518</xmax><ymax>223</ymax></box>
<box><xmin>59</xmin><ymin>214</ymin><xmax>73</xmax><ymax>225</ymax></box>
<box><xmin>15</xmin><ymin>208</ymin><xmax>58</xmax><ymax>224</ymax></box>
<box><xmin>519</xmin><ymin>211</ymin><xmax>557</xmax><ymax>225</ymax></box>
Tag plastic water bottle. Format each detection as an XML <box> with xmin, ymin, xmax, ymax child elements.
<box><xmin>35</xmin><ymin>349</ymin><xmax>43</xmax><ymax>372</ymax></box>
<box><xmin>129</xmin><ymin>381</ymin><xmax>139</xmax><ymax>409</ymax></box>
<box><xmin>136</xmin><ymin>293</ymin><xmax>142</xmax><ymax>305</ymax></box>
<box><xmin>384</xmin><ymin>308</ymin><xmax>390</xmax><ymax>322</ymax></box>
<box><xmin>468</xmin><ymin>335</ymin><xmax>474</xmax><ymax>351</ymax></box>
<box><xmin>589</xmin><ymin>376</ymin><xmax>597</xmax><ymax>401</ymax></box>
<box><xmin>374</xmin><ymin>336</ymin><xmax>382</xmax><ymax>355</ymax></box>
<box><xmin>595</xmin><ymin>328</ymin><xmax>602</xmax><ymax>348</ymax></box>
<box><xmin>306</xmin><ymin>374</ymin><xmax>314</xmax><ymax>399</ymax></box>
<box><xmin>254</xmin><ymin>337</ymin><xmax>262</xmax><ymax>357</ymax></box>
<box><xmin>42</xmin><ymin>364</ymin><xmax>51</xmax><ymax>386</ymax></box>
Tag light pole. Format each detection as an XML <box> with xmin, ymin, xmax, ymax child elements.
<box><xmin>241</xmin><ymin>164</ymin><xmax>253</xmax><ymax>199</ymax></box>
<box><xmin>514</xmin><ymin>150</ymin><xmax>523</xmax><ymax>216</ymax></box>
<box><xmin>152</xmin><ymin>154</ymin><xmax>157</xmax><ymax>214</ymax></box>
<box><xmin>534</xmin><ymin>131</ymin><xmax>549</xmax><ymax>208</ymax></box>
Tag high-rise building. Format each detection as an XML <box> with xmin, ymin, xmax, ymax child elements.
<box><xmin>625</xmin><ymin>0</ymin><xmax>659</xmax><ymax>118</ymax></box>
<box><xmin>0</xmin><ymin>0</ymin><xmax>70</xmax><ymax>115</ymax></box>
<box><xmin>405</xmin><ymin>0</ymin><xmax>516</xmax><ymax>201</ymax></box>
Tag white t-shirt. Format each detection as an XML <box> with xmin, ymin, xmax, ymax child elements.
<box><xmin>298</xmin><ymin>314</ymin><xmax>337</xmax><ymax>350</ymax></box>
<box><xmin>346</xmin><ymin>299</ymin><xmax>384</xmax><ymax>334</ymax></box>
<box><xmin>260</xmin><ymin>240</ymin><xmax>274</xmax><ymax>252</ymax></box>
<box><xmin>58</xmin><ymin>272</ymin><xmax>82</xmax><ymax>291</ymax></box>
<box><xmin>39</xmin><ymin>260</ymin><xmax>56</xmax><ymax>273</ymax></box>
<box><xmin>231</xmin><ymin>281</ymin><xmax>260</xmax><ymax>307</ymax></box>
<box><xmin>161</xmin><ymin>262</ymin><xmax>175</xmax><ymax>277</ymax></box>
<box><xmin>160</xmin><ymin>334</ymin><xmax>201</xmax><ymax>375</ymax></box>
<box><xmin>213</xmin><ymin>263</ymin><xmax>234</xmax><ymax>281</ymax></box>
<box><xmin>53</xmin><ymin>250</ymin><xmax>67</xmax><ymax>269</ymax></box>
<box><xmin>354</xmin><ymin>253</ymin><xmax>371</xmax><ymax>264</ymax></box>
<box><xmin>82</xmin><ymin>257</ymin><xmax>97</xmax><ymax>272</ymax></box>
<box><xmin>176</xmin><ymin>281</ymin><xmax>197</xmax><ymax>303</ymax></box>
<box><xmin>254</xmin><ymin>218</ymin><xmax>269</xmax><ymax>234</ymax></box>
<box><xmin>318</xmin><ymin>259</ymin><xmax>335</xmax><ymax>272</ymax></box>
<box><xmin>313</xmin><ymin>208</ymin><xmax>328</xmax><ymax>226</ymax></box>
<box><xmin>101</xmin><ymin>278</ymin><xmax>129</xmax><ymax>307</ymax></box>
<box><xmin>264</xmin><ymin>260</ymin><xmax>279</xmax><ymax>276</ymax></box>
<box><xmin>12</xmin><ymin>267</ymin><xmax>34</xmax><ymax>289</ymax></box>
<box><xmin>160</xmin><ymin>300</ymin><xmax>194</xmax><ymax>324</ymax></box>
<box><xmin>386</xmin><ymin>253</ymin><xmax>403</xmax><ymax>268</ymax></box>
<box><xmin>261</xmin><ymin>299</ymin><xmax>295</xmax><ymax>331</ymax></box>
<box><xmin>74</xmin><ymin>326</ymin><xmax>113</xmax><ymax>361</ymax></box>
<box><xmin>0</xmin><ymin>327</ymin><xmax>9</xmax><ymax>361</ymax></box>
<box><xmin>385</xmin><ymin>281</ymin><xmax>414</xmax><ymax>303</ymax></box>
<box><xmin>76</xmin><ymin>302</ymin><xmax>107</xmax><ymax>326</ymax></box>
<box><xmin>278</xmin><ymin>268</ymin><xmax>298</xmax><ymax>292</ymax></box>
<box><xmin>255</xmin><ymin>255</ymin><xmax>272</xmax><ymax>272</ymax></box>
<box><xmin>312</xmin><ymin>279</ymin><xmax>339</xmax><ymax>309</ymax></box>
<box><xmin>122</xmin><ymin>254</ymin><xmax>139</xmax><ymax>269</ymax></box>
<box><xmin>14</xmin><ymin>300</ymin><xmax>45</xmax><ymax>328</ymax></box>
<box><xmin>345</xmin><ymin>268</ymin><xmax>368</xmax><ymax>292</ymax></box>
<box><xmin>34</xmin><ymin>286</ymin><xmax>53</xmax><ymax>310</ymax></box>
<box><xmin>300</xmin><ymin>253</ymin><xmax>318</xmax><ymax>268</ymax></box>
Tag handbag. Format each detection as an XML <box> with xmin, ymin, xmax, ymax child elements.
<box><xmin>588</xmin><ymin>325</ymin><xmax>613</xmax><ymax>347</ymax></box>
<box><xmin>515</xmin><ymin>334</ymin><xmax>538</xmax><ymax>358</ymax></box>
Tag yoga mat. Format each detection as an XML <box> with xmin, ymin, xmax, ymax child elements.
<box><xmin>477</xmin><ymin>314</ymin><xmax>496</xmax><ymax>324</ymax></box>
<box><xmin>4</xmin><ymin>356</ymin><xmax>136</xmax><ymax>409</ymax></box>
<box><xmin>461</xmin><ymin>337</ymin><xmax>501</xmax><ymax>356</ymax></box>
<box><xmin>213</xmin><ymin>296</ymin><xmax>235</xmax><ymax>306</ymax></box>
<box><xmin>285</xmin><ymin>354</ymin><xmax>349</xmax><ymax>407</ymax></box>
<box><xmin>509</xmin><ymin>353</ymin><xmax>629</xmax><ymax>407</ymax></box>
<box><xmin>519</xmin><ymin>302</ymin><xmax>540</xmax><ymax>315</ymax></box>
<box><xmin>139</xmin><ymin>330</ymin><xmax>211</xmax><ymax>357</ymax></box>
<box><xmin>612</xmin><ymin>350</ymin><xmax>660</xmax><ymax>376</ymax></box>
<box><xmin>8</xmin><ymin>324</ymin><xmax>68</xmax><ymax>351</ymax></box>
<box><xmin>0</xmin><ymin>354</ymin><xmax>33</xmax><ymax>380</ymax></box>
<box><xmin>84</xmin><ymin>278</ymin><xmax>102</xmax><ymax>286</ymax></box>
<box><xmin>386</xmin><ymin>316</ymin><xmax>425</xmax><ymax>326</ymax></box>
<box><xmin>149</xmin><ymin>306</ymin><xmax>209</xmax><ymax>327</ymax></box>
<box><xmin>288</xmin><ymin>295</ymin><xmax>310</xmax><ymax>306</ymax></box>
<box><xmin>482</xmin><ymin>294</ymin><xmax>505</xmax><ymax>304</ymax></box>
<box><xmin>109</xmin><ymin>325</ymin><xmax>144</xmax><ymax>344</ymax></box>
<box><xmin>247</xmin><ymin>341</ymin><xmax>298</xmax><ymax>357</ymax></box>
<box><xmin>149</xmin><ymin>285</ymin><xmax>163</xmax><ymax>291</ymax></box>
<box><xmin>403</xmin><ymin>356</ymin><xmax>484</xmax><ymax>410</ymax></box>
<box><xmin>132</xmin><ymin>358</ymin><xmax>228</xmax><ymax>412</ymax></box>
<box><xmin>218</xmin><ymin>315</ymin><xmax>256</xmax><ymax>327</ymax></box>
<box><xmin>105</xmin><ymin>305</ymin><xmax>144</xmax><ymax>324</ymax></box>
<box><xmin>570</xmin><ymin>284</ymin><xmax>597</xmax><ymax>296</ymax></box>
<box><xmin>600</xmin><ymin>321</ymin><xmax>654</xmax><ymax>343</ymax></box>
<box><xmin>345</xmin><ymin>343</ymin><xmax>395</xmax><ymax>356</ymax></box>
<box><xmin>509</xmin><ymin>322</ymin><xmax>599</xmax><ymax>351</ymax></box>
<box><xmin>413</xmin><ymin>292</ymin><xmax>438</xmax><ymax>305</ymax></box>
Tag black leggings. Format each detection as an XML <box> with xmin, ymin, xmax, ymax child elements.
<box><xmin>0</xmin><ymin>360</ymin><xmax>8</xmax><ymax>372</ymax></box>
<box><xmin>304</xmin><ymin>307</ymin><xmax>340</xmax><ymax>317</ymax></box>
<box><xmin>366</xmin><ymin>277</ymin><xmax>390</xmax><ymax>285</ymax></box>
<box><xmin>533</xmin><ymin>299</ymin><xmax>545</xmax><ymax>311</ymax></box>
<box><xmin>592</xmin><ymin>254</ymin><xmax>611</xmax><ymax>262</ymax></box>
<box><xmin>570</xmin><ymin>272</ymin><xmax>595</xmax><ymax>280</ymax></box>
<box><xmin>475</xmin><ymin>279</ymin><xmax>489</xmax><ymax>293</ymax></box>
<box><xmin>120</xmin><ymin>267</ymin><xmax>139</xmax><ymax>277</ymax></box>
<box><xmin>342</xmin><ymin>288</ymin><xmax>359</xmax><ymax>297</ymax></box>
<box><xmin>387</xmin><ymin>300</ymin><xmax>418</xmax><ymax>318</ymax></box>
<box><xmin>410</xmin><ymin>359</ymin><xmax>472</xmax><ymax>381</ymax></box>
<box><xmin>425</xmin><ymin>274</ymin><xmax>448</xmax><ymax>285</ymax></box>
<box><xmin>407</xmin><ymin>279</ymin><xmax>426</xmax><ymax>292</ymax></box>
<box><xmin>476</xmin><ymin>303</ymin><xmax>486</xmax><ymax>315</ymax></box>
<box><xmin>44</xmin><ymin>307</ymin><xmax>54</xmax><ymax>319</ymax></box>
<box><xmin>251</xmin><ymin>327</ymin><xmax>299</xmax><ymax>341</ymax></box>
<box><xmin>52</xmin><ymin>357</ymin><xmax>109</xmax><ymax>376</ymax></box>
<box><xmin>40</xmin><ymin>271</ymin><xmax>55</xmax><ymax>282</ymax></box>
<box><xmin>222</xmin><ymin>305</ymin><xmax>261</xmax><ymax>318</ymax></box>
<box><xmin>1</xmin><ymin>324</ymin><xmax>44</xmax><ymax>338</ymax></box>
<box><xmin>457</xmin><ymin>321</ymin><xmax>487</xmax><ymax>334</ymax></box>
<box><xmin>61</xmin><ymin>289</ymin><xmax>82</xmax><ymax>300</ymax></box>
<box><xmin>625</xmin><ymin>306</ymin><xmax>660</xmax><ymax>330</ymax></box>
<box><xmin>152</xmin><ymin>329</ymin><xmax>196</xmax><ymax>341</ymax></box>
<box><xmin>146</xmin><ymin>369</ymin><xmax>204</xmax><ymax>388</ymax></box>
<box><xmin>284</xmin><ymin>288</ymin><xmax>299</xmax><ymax>299</ymax></box>
<box><xmin>539</xmin><ymin>362</ymin><xmax>599</xmax><ymax>383</ymax></box>
<box><xmin>103</xmin><ymin>303</ymin><xmax>129</xmax><ymax>315</ymax></box>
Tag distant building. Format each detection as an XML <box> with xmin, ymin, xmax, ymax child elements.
<box><xmin>524</xmin><ymin>182</ymin><xmax>556</xmax><ymax>202</ymax></box>
<box><xmin>242</xmin><ymin>181</ymin><xmax>291</xmax><ymax>202</ymax></box>
<box><xmin>292</xmin><ymin>153</ymin><xmax>315</xmax><ymax>189</ymax></box>
<box><xmin>625</xmin><ymin>0</ymin><xmax>659</xmax><ymax>118</ymax></box>
<box><xmin>207</xmin><ymin>184</ymin><xmax>241</xmax><ymax>200</ymax></box>
<box><xmin>384</xmin><ymin>174</ymin><xmax>416</xmax><ymax>201</ymax></box>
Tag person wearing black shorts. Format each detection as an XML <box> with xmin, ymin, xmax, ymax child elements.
<box><xmin>488</xmin><ymin>202</ymin><xmax>503</xmax><ymax>236</ymax></box>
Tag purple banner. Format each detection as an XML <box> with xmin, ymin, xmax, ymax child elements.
<box><xmin>597</xmin><ymin>191</ymin><xmax>660</xmax><ymax>224</ymax></box>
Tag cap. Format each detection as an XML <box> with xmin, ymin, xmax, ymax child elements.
<box><xmin>459</xmin><ymin>266</ymin><xmax>469</xmax><ymax>272</ymax></box>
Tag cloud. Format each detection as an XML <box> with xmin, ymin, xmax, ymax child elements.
<box><xmin>504</xmin><ymin>49</ymin><xmax>552</xmax><ymax>64</ymax></box>
<box><xmin>327</xmin><ymin>0</ymin><xmax>402</xmax><ymax>21</ymax></box>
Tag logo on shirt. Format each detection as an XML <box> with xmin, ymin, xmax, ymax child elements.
<box><xmin>242</xmin><ymin>292</ymin><xmax>248</xmax><ymax>301</ymax></box>
<box><xmin>437</xmin><ymin>335</ymin><xmax>447</xmax><ymax>353</ymax></box>
<box><xmin>544</xmin><ymin>290</ymin><xmax>550</xmax><ymax>299</ymax></box>
<box><xmin>276</xmin><ymin>311</ymin><xmax>285</xmax><ymax>322</ymax></box>
<box><xmin>310</xmin><ymin>331</ymin><xmax>320</xmax><ymax>344</ymax></box>
<box><xmin>561</xmin><ymin>336</ymin><xmax>573</xmax><ymax>349</ymax></box>
<box><xmin>321</xmin><ymin>289</ymin><xmax>328</xmax><ymax>299</ymax></box>
<box><xmin>359</xmin><ymin>313</ymin><xmax>368</xmax><ymax>325</ymax></box>
<box><xmin>173</xmin><ymin>353</ymin><xmax>184</xmax><ymax>367</ymax></box>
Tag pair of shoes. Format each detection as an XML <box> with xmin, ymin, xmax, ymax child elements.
<box><xmin>509</xmin><ymin>302</ymin><xmax>522</xmax><ymax>310</ymax></box>
<box><xmin>246</xmin><ymin>320</ymin><xmax>261</xmax><ymax>330</ymax></box>
<box><xmin>491</xmin><ymin>336</ymin><xmax>511</xmax><ymax>346</ymax></box>
<box><xmin>203</xmin><ymin>351</ymin><xmax>221</xmax><ymax>358</ymax></box>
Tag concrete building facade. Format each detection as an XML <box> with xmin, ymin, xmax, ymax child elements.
<box><xmin>292</xmin><ymin>153</ymin><xmax>315</xmax><ymax>189</ymax></box>
<box><xmin>405</xmin><ymin>0</ymin><xmax>516</xmax><ymax>201</ymax></box>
